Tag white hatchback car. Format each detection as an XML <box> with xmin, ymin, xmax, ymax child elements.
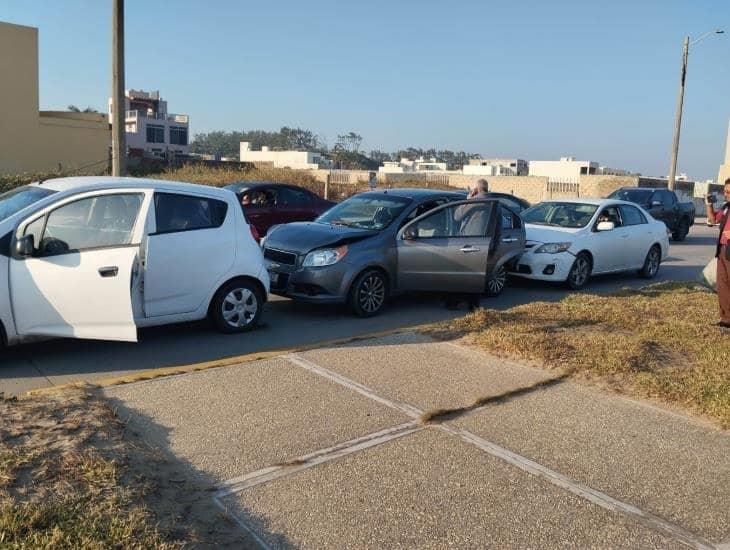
<box><xmin>512</xmin><ymin>198</ymin><xmax>670</xmax><ymax>289</ymax></box>
<box><xmin>0</xmin><ymin>177</ymin><xmax>269</xmax><ymax>346</ymax></box>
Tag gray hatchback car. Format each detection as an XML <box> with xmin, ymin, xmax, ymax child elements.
<box><xmin>262</xmin><ymin>189</ymin><xmax>525</xmax><ymax>316</ymax></box>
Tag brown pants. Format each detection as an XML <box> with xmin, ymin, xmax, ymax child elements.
<box><xmin>719</xmin><ymin>246</ymin><xmax>730</xmax><ymax>323</ymax></box>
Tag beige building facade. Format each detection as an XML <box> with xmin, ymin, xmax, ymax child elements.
<box><xmin>0</xmin><ymin>21</ymin><xmax>110</xmax><ymax>177</ymax></box>
<box><xmin>718</xmin><ymin>120</ymin><xmax>730</xmax><ymax>185</ymax></box>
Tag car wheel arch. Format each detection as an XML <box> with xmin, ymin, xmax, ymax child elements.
<box><xmin>207</xmin><ymin>275</ymin><xmax>267</xmax><ymax>317</ymax></box>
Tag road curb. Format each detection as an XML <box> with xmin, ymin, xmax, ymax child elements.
<box><xmin>22</xmin><ymin>323</ymin><xmax>439</xmax><ymax>399</ymax></box>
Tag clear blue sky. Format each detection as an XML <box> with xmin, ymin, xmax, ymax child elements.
<box><xmin>3</xmin><ymin>0</ymin><xmax>729</xmax><ymax>180</ymax></box>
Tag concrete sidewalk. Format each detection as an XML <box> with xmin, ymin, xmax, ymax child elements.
<box><xmin>104</xmin><ymin>332</ymin><xmax>730</xmax><ymax>549</ymax></box>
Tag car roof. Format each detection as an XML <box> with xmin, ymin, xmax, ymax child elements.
<box><xmin>36</xmin><ymin>176</ymin><xmax>233</xmax><ymax>198</ymax></box>
<box><xmin>614</xmin><ymin>187</ymin><xmax>663</xmax><ymax>192</ymax></box>
<box><xmin>359</xmin><ymin>188</ymin><xmax>464</xmax><ymax>199</ymax></box>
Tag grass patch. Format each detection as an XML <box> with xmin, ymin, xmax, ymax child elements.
<box><xmin>429</xmin><ymin>282</ymin><xmax>730</xmax><ymax>428</ymax></box>
<box><xmin>0</xmin><ymin>390</ymin><xmax>246</xmax><ymax>548</ymax></box>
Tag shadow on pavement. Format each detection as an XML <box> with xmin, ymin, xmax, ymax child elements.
<box><xmin>105</xmin><ymin>391</ymin><xmax>295</xmax><ymax>549</ymax></box>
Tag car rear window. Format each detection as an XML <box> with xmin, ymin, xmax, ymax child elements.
<box><xmin>608</xmin><ymin>189</ymin><xmax>652</xmax><ymax>204</ymax></box>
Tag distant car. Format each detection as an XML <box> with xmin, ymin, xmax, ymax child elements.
<box><xmin>0</xmin><ymin>177</ymin><xmax>269</xmax><ymax>347</ymax></box>
<box><xmin>607</xmin><ymin>187</ymin><xmax>695</xmax><ymax>241</ymax></box>
<box><xmin>513</xmin><ymin>198</ymin><xmax>669</xmax><ymax>289</ymax></box>
<box><xmin>262</xmin><ymin>189</ymin><xmax>525</xmax><ymax>317</ymax></box>
<box><xmin>224</xmin><ymin>182</ymin><xmax>334</xmax><ymax>240</ymax></box>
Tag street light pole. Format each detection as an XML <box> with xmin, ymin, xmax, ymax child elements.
<box><xmin>667</xmin><ymin>37</ymin><xmax>688</xmax><ymax>191</ymax></box>
<box><xmin>111</xmin><ymin>0</ymin><xmax>126</xmax><ymax>177</ymax></box>
<box><xmin>667</xmin><ymin>29</ymin><xmax>723</xmax><ymax>191</ymax></box>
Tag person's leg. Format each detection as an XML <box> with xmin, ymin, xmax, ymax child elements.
<box><xmin>718</xmin><ymin>248</ymin><xmax>730</xmax><ymax>324</ymax></box>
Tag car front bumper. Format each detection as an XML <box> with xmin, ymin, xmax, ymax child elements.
<box><xmin>265</xmin><ymin>259</ymin><xmax>353</xmax><ymax>304</ymax></box>
<box><xmin>510</xmin><ymin>250</ymin><xmax>576</xmax><ymax>282</ymax></box>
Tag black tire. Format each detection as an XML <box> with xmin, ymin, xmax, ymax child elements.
<box><xmin>671</xmin><ymin>218</ymin><xmax>690</xmax><ymax>242</ymax></box>
<box><xmin>485</xmin><ymin>263</ymin><xmax>507</xmax><ymax>297</ymax></box>
<box><xmin>639</xmin><ymin>245</ymin><xmax>661</xmax><ymax>279</ymax></box>
<box><xmin>348</xmin><ymin>269</ymin><xmax>388</xmax><ymax>317</ymax></box>
<box><xmin>566</xmin><ymin>252</ymin><xmax>592</xmax><ymax>290</ymax></box>
<box><xmin>210</xmin><ymin>279</ymin><xmax>263</xmax><ymax>333</ymax></box>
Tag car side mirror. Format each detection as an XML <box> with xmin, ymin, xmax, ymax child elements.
<box><xmin>650</xmin><ymin>200</ymin><xmax>662</xmax><ymax>207</ymax></box>
<box><xmin>596</xmin><ymin>221</ymin><xmax>615</xmax><ymax>232</ymax></box>
<box><xmin>14</xmin><ymin>234</ymin><xmax>34</xmax><ymax>257</ymax></box>
<box><xmin>402</xmin><ymin>226</ymin><xmax>417</xmax><ymax>241</ymax></box>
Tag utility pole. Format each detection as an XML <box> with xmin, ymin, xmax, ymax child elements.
<box><xmin>111</xmin><ymin>0</ymin><xmax>126</xmax><ymax>176</ymax></box>
<box><xmin>667</xmin><ymin>36</ymin><xmax>688</xmax><ymax>192</ymax></box>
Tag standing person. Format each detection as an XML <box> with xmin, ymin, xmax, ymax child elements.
<box><xmin>706</xmin><ymin>178</ymin><xmax>730</xmax><ymax>328</ymax></box>
<box><xmin>446</xmin><ymin>179</ymin><xmax>490</xmax><ymax>311</ymax></box>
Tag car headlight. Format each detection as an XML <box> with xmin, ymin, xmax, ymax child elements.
<box><xmin>303</xmin><ymin>245</ymin><xmax>348</xmax><ymax>267</ymax></box>
<box><xmin>534</xmin><ymin>242</ymin><xmax>572</xmax><ymax>254</ymax></box>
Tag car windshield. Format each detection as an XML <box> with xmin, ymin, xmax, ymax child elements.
<box><xmin>0</xmin><ymin>186</ymin><xmax>56</xmax><ymax>222</ymax></box>
<box><xmin>521</xmin><ymin>202</ymin><xmax>598</xmax><ymax>228</ymax></box>
<box><xmin>316</xmin><ymin>194</ymin><xmax>411</xmax><ymax>230</ymax></box>
<box><xmin>608</xmin><ymin>189</ymin><xmax>652</xmax><ymax>204</ymax></box>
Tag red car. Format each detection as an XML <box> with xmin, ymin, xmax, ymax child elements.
<box><xmin>225</xmin><ymin>182</ymin><xmax>334</xmax><ymax>240</ymax></box>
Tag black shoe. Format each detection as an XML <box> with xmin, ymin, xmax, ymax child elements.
<box><xmin>715</xmin><ymin>321</ymin><xmax>730</xmax><ymax>328</ymax></box>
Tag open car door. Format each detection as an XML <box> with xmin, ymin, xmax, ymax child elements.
<box><xmin>9</xmin><ymin>192</ymin><xmax>146</xmax><ymax>342</ymax></box>
<box><xmin>396</xmin><ymin>199</ymin><xmax>496</xmax><ymax>293</ymax></box>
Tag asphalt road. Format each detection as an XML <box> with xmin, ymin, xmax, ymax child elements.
<box><xmin>0</xmin><ymin>223</ymin><xmax>718</xmax><ymax>395</ymax></box>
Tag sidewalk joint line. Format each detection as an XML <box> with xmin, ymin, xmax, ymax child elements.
<box><xmin>282</xmin><ymin>352</ymin><xmax>717</xmax><ymax>549</ymax></box>
<box><xmin>438</xmin><ymin>424</ymin><xmax>716</xmax><ymax>550</ymax></box>
<box><xmin>285</xmin><ymin>353</ymin><xmax>423</xmax><ymax>418</ymax></box>
<box><xmin>214</xmin><ymin>422</ymin><xmax>421</xmax><ymax>499</ymax></box>
<box><xmin>211</xmin><ymin>495</ymin><xmax>273</xmax><ymax>550</ymax></box>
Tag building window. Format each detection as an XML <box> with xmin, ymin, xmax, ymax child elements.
<box><xmin>169</xmin><ymin>126</ymin><xmax>188</xmax><ymax>146</ymax></box>
<box><xmin>146</xmin><ymin>124</ymin><xmax>165</xmax><ymax>144</ymax></box>
<box><xmin>580</xmin><ymin>166</ymin><xmax>588</xmax><ymax>175</ymax></box>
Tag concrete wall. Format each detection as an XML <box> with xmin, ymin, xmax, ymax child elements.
<box><xmin>579</xmin><ymin>175</ymin><xmax>640</xmax><ymax>198</ymax></box>
<box><xmin>0</xmin><ymin>21</ymin><xmax>110</xmax><ymax>176</ymax></box>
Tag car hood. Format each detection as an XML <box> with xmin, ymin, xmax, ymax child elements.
<box><xmin>524</xmin><ymin>224</ymin><xmax>582</xmax><ymax>244</ymax></box>
<box><xmin>265</xmin><ymin>222</ymin><xmax>377</xmax><ymax>253</ymax></box>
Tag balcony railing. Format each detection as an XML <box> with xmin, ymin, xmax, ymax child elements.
<box><xmin>125</xmin><ymin>110</ymin><xmax>189</xmax><ymax>124</ymax></box>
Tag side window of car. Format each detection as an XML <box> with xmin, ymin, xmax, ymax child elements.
<box><xmin>278</xmin><ymin>187</ymin><xmax>312</xmax><ymax>205</ymax></box>
<box><xmin>154</xmin><ymin>193</ymin><xmax>228</xmax><ymax>234</ymax></box>
<box><xmin>400</xmin><ymin>199</ymin><xmax>445</xmax><ymax>228</ymax></box>
<box><xmin>619</xmin><ymin>205</ymin><xmax>646</xmax><ymax>226</ymax></box>
<box><xmin>35</xmin><ymin>193</ymin><xmax>143</xmax><ymax>256</ymax></box>
<box><xmin>408</xmin><ymin>203</ymin><xmax>492</xmax><ymax>238</ymax></box>
<box><xmin>661</xmin><ymin>190</ymin><xmax>676</xmax><ymax>207</ymax></box>
<box><xmin>500</xmin><ymin>206</ymin><xmax>514</xmax><ymax>229</ymax></box>
<box><xmin>597</xmin><ymin>206</ymin><xmax>622</xmax><ymax>227</ymax></box>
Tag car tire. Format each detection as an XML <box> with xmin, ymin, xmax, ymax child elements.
<box><xmin>671</xmin><ymin>219</ymin><xmax>690</xmax><ymax>242</ymax></box>
<box><xmin>485</xmin><ymin>263</ymin><xmax>507</xmax><ymax>297</ymax></box>
<box><xmin>349</xmin><ymin>269</ymin><xmax>388</xmax><ymax>318</ymax></box>
<box><xmin>210</xmin><ymin>279</ymin><xmax>263</xmax><ymax>334</ymax></box>
<box><xmin>639</xmin><ymin>245</ymin><xmax>661</xmax><ymax>279</ymax></box>
<box><xmin>566</xmin><ymin>252</ymin><xmax>592</xmax><ymax>290</ymax></box>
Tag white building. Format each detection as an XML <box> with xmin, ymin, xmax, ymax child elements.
<box><xmin>718</xmin><ymin>120</ymin><xmax>730</xmax><ymax>185</ymax></box>
<box><xmin>463</xmin><ymin>158</ymin><xmax>528</xmax><ymax>176</ymax></box>
<box><xmin>239</xmin><ymin>142</ymin><xmax>326</xmax><ymax>169</ymax></box>
<box><xmin>528</xmin><ymin>157</ymin><xmax>598</xmax><ymax>182</ymax></box>
<box><xmin>108</xmin><ymin>89</ymin><xmax>189</xmax><ymax>156</ymax></box>
<box><xmin>379</xmin><ymin>157</ymin><xmax>448</xmax><ymax>174</ymax></box>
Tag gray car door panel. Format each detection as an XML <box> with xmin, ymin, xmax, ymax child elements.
<box><xmin>396</xmin><ymin>200</ymin><xmax>495</xmax><ymax>293</ymax></box>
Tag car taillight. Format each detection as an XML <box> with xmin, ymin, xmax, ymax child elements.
<box><xmin>249</xmin><ymin>224</ymin><xmax>261</xmax><ymax>242</ymax></box>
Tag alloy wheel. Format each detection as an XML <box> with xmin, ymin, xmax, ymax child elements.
<box><xmin>570</xmin><ymin>256</ymin><xmax>590</xmax><ymax>288</ymax></box>
<box><xmin>647</xmin><ymin>248</ymin><xmax>660</xmax><ymax>277</ymax></box>
<box><xmin>222</xmin><ymin>288</ymin><xmax>258</xmax><ymax>328</ymax></box>
<box><xmin>487</xmin><ymin>265</ymin><xmax>507</xmax><ymax>295</ymax></box>
<box><xmin>358</xmin><ymin>274</ymin><xmax>385</xmax><ymax>314</ymax></box>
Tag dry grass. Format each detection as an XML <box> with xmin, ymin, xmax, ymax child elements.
<box><xmin>0</xmin><ymin>390</ymin><xmax>175</xmax><ymax>548</ymax></box>
<box><xmin>429</xmin><ymin>282</ymin><xmax>730</xmax><ymax>428</ymax></box>
<box><xmin>143</xmin><ymin>164</ymin><xmax>463</xmax><ymax>201</ymax></box>
<box><xmin>0</xmin><ymin>389</ymin><xmax>247</xmax><ymax>548</ymax></box>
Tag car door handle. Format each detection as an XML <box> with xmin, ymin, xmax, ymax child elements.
<box><xmin>98</xmin><ymin>266</ymin><xmax>119</xmax><ymax>277</ymax></box>
<box><xmin>460</xmin><ymin>245</ymin><xmax>481</xmax><ymax>253</ymax></box>
<box><xmin>501</xmin><ymin>237</ymin><xmax>518</xmax><ymax>243</ymax></box>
